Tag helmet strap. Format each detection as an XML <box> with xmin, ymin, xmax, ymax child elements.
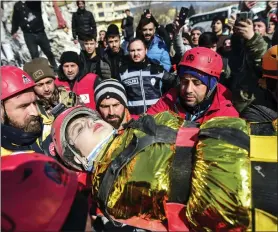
<box><xmin>1</xmin><ymin>102</ymin><xmax>10</xmax><ymax>125</ymax></box>
<box><xmin>205</xmin><ymin>82</ymin><xmax>217</xmax><ymax>100</ymax></box>
<box><xmin>66</xmin><ymin>129</ymin><xmax>116</xmax><ymax>172</ymax></box>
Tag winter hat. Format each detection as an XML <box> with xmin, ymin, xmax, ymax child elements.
<box><xmin>94</xmin><ymin>79</ymin><xmax>127</xmax><ymax>109</ymax></box>
<box><xmin>60</xmin><ymin>51</ymin><xmax>80</xmax><ymax>66</ymax></box>
<box><xmin>23</xmin><ymin>57</ymin><xmax>55</xmax><ymax>82</ymax></box>
<box><xmin>192</xmin><ymin>26</ymin><xmax>205</xmax><ymax>34</ymax></box>
<box><xmin>106</xmin><ymin>24</ymin><xmax>120</xmax><ymax>38</ymax></box>
<box><xmin>179</xmin><ymin>66</ymin><xmax>218</xmax><ymax>92</ymax></box>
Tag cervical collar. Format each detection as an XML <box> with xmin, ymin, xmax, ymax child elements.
<box><xmin>74</xmin><ymin>129</ymin><xmax>116</xmax><ymax>172</ymax></box>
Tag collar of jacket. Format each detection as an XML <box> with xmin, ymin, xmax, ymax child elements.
<box><xmin>147</xmin><ymin>34</ymin><xmax>162</xmax><ymax>49</ymax></box>
<box><xmin>106</xmin><ymin>47</ymin><xmax>124</xmax><ymax>58</ymax></box>
<box><xmin>1</xmin><ymin>118</ymin><xmax>43</xmax><ymax>150</ymax></box>
<box><xmin>127</xmin><ymin>56</ymin><xmax>150</xmax><ymax>70</ymax></box>
<box><xmin>172</xmin><ymin>84</ymin><xmax>230</xmax><ymax>119</ymax></box>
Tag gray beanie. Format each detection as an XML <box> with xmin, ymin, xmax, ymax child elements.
<box><xmin>94</xmin><ymin>79</ymin><xmax>128</xmax><ymax>108</ymax></box>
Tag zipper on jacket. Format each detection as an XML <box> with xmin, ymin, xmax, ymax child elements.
<box><xmin>139</xmin><ymin>70</ymin><xmax>147</xmax><ymax>113</ymax></box>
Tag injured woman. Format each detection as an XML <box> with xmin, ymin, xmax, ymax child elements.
<box><xmin>51</xmin><ymin>106</ymin><xmax>277</xmax><ymax>232</ymax></box>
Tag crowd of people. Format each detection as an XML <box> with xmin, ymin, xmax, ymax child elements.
<box><xmin>1</xmin><ymin>0</ymin><xmax>278</xmax><ymax>231</ymax></box>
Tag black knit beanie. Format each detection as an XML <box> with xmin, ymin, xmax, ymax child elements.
<box><xmin>60</xmin><ymin>51</ymin><xmax>80</xmax><ymax>66</ymax></box>
<box><xmin>94</xmin><ymin>79</ymin><xmax>127</xmax><ymax>109</ymax></box>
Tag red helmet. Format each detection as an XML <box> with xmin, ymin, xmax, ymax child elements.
<box><xmin>52</xmin><ymin>106</ymin><xmax>101</xmax><ymax>171</ymax></box>
<box><xmin>178</xmin><ymin>47</ymin><xmax>223</xmax><ymax>79</ymax></box>
<box><xmin>1</xmin><ymin>66</ymin><xmax>36</xmax><ymax>100</ymax></box>
<box><xmin>1</xmin><ymin>153</ymin><xmax>78</xmax><ymax>231</ymax></box>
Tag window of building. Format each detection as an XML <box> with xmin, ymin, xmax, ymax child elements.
<box><xmin>97</xmin><ymin>3</ymin><xmax>102</xmax><ymax>8</ymax></box>
<box><xmin>106</xmin><ymin>12</ymin><xmax>113</xmax><ymax>17</ymax></box>
<box><xmin>98</xmin><ymin>12</ymin><xmax>104</xmax><ymax>17</ymax></box>
<box><xmin>105</xmin><ymin>3</ymin><xmax>112</xmax><ymax>8</ymax></box>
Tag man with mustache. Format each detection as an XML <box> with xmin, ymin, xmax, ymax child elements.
<box><xmin>94</xmin><ymin>79</ymin><xmax>132</xmax><ymax>133</ymax></box>
<box><xmin>1</xmin><ymin>66</ymin><xmax>53</xmax><ymax>156</ymax></box>
<box><xmin>138</xmin><ymin>17</ymin><xmax>171</xmax><ymax>71</ymax></box>
<box><xmin>147</xmin><ymin>47</ymin><xmax>239</xmax><ymax>123</ymax></box>
<box><xmin>23</xmin><ymin>57</ymin><xmax>80</xmax><ymax>120</ymax></box>
<box><xmin>119</xmin><ymin>38</ymin><xmax>176</xmax><ymax>115</ymax></box>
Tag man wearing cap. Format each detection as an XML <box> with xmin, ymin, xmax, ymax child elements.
<box><xmin>97</xmin><ymin>24</ymin><xmax>128</xmax><ymax>80</ymax></box>
<box><xmin>23</xmin><ymin>57</ymin><xmax>80</xmax><ymax>120</ymax></box>
<box><xmin>147</xmin><ymin>47</ymin><xmax>239</xmax><ymax>123</ymax></box>
<box><xmin>94</xmin><ymin>79</ymin><xmax>132</xmax><ymax>133</ymax></box>
<box><xmin>56</xmin><ymin>51</ymin><xmax>101</xmax><ymax>110</ymax></box>
<box><xmin>1</xmin><ymin>66</ymin><xmax>53</xmax><ymax>157</ymax></box>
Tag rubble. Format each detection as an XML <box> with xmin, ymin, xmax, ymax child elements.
<box><xmin>1</xmin><ymin>1</ymin><xmax>81</xmax><ymax>67</ymax></box>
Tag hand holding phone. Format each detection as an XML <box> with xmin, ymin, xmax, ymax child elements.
<box><xmin>236</xmin><ymin>11</ymin><xmax>254</xmax><ymax>23</ymax></box>
<box><xmin>179</xmin><ymin>7</ymin><xmax>189</xmax><ymax>26</ymax></box>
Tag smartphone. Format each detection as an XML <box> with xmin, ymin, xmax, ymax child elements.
<box><xmin>179</xmin><ymin>7</ymin><xmax>189</xmax><ymax>26</ymax></box>
<box><xmin>236</xmin><ymin>11</ymin><xmax>254</xmax><ymax>22</ymax></box>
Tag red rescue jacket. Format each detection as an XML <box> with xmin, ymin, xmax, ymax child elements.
<box><xmin>55</xmin><ymin>73</ymin><xmax>98</xmax><ymax>110</ymax></box>
<box><xmin>147</xmin><ymin>84</ymin><xmax>239</xmax><ymax>123</ymax></box>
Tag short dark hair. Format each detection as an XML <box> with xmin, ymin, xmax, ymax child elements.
<box><xmin>128</xmin><ymin>38</ymin><xmax>146</xmax><ymax>51</ymax></box>
<box><xmin>83</xmin><ymin>35</ymin><xmax>96</xmax><ymax>42</ymax></box>
<box><xmin>140</xmin><ymin>17</ymin><xmax>155</xmax><ymax>29</ymax></box>
<box><xmin>198</xmin><ymin>32</ymin><xmax>218</xmax><ymax>48</ymax></box>
<box><xmin>76</xmin><ymin>1</ymin><xmax>85</xmax><ymax>6</ymax></box>
<box><xmin>125</xmin><ymin>9</ymin><xmax>130</xmax><ymax>13</ymax></box>
<box><xmin>212</xmin><ymin>15</ymin><xmax>225</xmax><ymax>26</ymax></box>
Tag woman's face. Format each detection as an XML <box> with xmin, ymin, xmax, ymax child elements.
<box><xmin>67</xmin><ymin>116</ymin><xmax>114</xmax><ymax>157</ymax></box>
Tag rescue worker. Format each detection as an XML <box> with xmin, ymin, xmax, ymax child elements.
<box><xmin>1</xmin><ymin>66</ymin><xmax>52</xmax><ymax>156</ymax></box>
<box><xmin>56</xmin><ymin>51</ymin><xmax>101</xmax><ymax>109</ymax></box>
<box><xmin>94</xmin><ymin>79</ymin><xmax>132</xmax><ymax>132</ymax></box>
<box><xmin>2</xmin><ymin>153</ymin><xmax>92</xmax><ymax>231</ymax></box>
<box><xmin>51</xmin><ymin>106</ymin><xmax>277</xmax><ymax>231</ymax></box>
<box><xmin>23</xmin><ymin>57</ymin><xmax>80</xmax><ymax>121</ymax></box>
<box><xmin>119</xmin><ymin>38</ymin><xmax>176</xmax><ymax>115</ymax></box>
<box><xmin>239</xmin><ymin>45</ymin><xmax>278</xmax><ymax>122</ymax></box>
<box><xmin>147</xmin><ymin>47</ymin><xmax>239</xmax><ymax>123</ymax></box>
